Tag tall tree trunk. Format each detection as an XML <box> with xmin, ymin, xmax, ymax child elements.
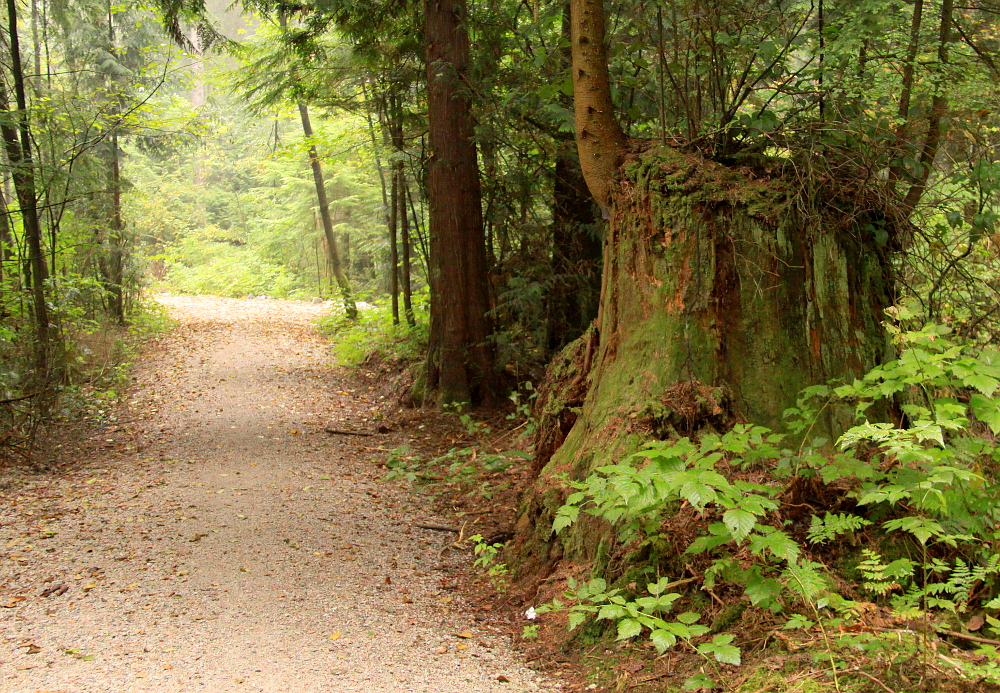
<box><xmin>276</xmin><ymin>10</ymin><xmax>355</xmax><ymax>318</ymax></box>
<box><xmin>547</xmin><ymin>142</ymin><xmax>601</xmax><ymax>351</ymax></box>
<box><xmin>901</xmin><ymin>0</ymin><xmax>951</xmax><ymax>215</ymax></box>
<box><xmin>423</xmin><ymin>0</ymin><xmax>494</xmax><ymax>406</ymax></box>
<box><xmin>389</xmin><ymin>87</ymin><xmax>415</xmax><ymax>327</ymax></box>
<box><xmin>399</xmin><ymin>168</ymin><xmax>415</xmax><ymax>327</ymax></box>
<box><xmin>0</xmin><ymin>183</ymin><xmax>12</xmax><ymax>290</ymax></box>
<box><xmin>571</xmin><ymin>0</ymin><xmax>626</xmax><ymax>212</ymax></box>
<box><xmin>547</xmin><ymin>4</ymin><xmax>602</xmax><ymax>351</ymax></box>
<box><xmin>103</xmin><ymin>2</ymin><xmax>125</xmax><ymax>325</ymax></box>
<box><xmin>2</xmin><ymin>0</ymin><xmax>49</xmax><ymax>382</ymax></box>
<box><xmin>389</xmin><ymin>164</ymin><xmax>400</xmax><ymax>325</ymax></box>
<box><xmin>297</xmin><ymin>104</ymin><xmax>357</xmax><ymax>319</ymax></box>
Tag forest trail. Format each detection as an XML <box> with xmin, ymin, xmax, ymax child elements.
<box><xmin>0</xmin><ymin>295</ymin><xmax>559</xmax><ymax>693</ymax></box>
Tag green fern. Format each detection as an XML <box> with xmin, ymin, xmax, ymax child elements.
<box><xmin>806</xmin><ymin>513</ymin><xmax>872</xmax><ymax>545</ymax></box>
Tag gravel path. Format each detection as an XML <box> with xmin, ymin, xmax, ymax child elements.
<box><xmin>0</xmin><ymin>295</ymin><xmax>558</xmax><ymax>693</ymax></box>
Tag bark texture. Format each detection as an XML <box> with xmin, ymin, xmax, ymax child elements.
<box><xmin>515</xmin><ymin>146</ymin><xmax>895</xmax><ymax>574</ymax></box>
<box><xmin>571</xmin><ymin>0</ymin><xmax>626</xmax><ymax>212</ymax></box>
<box><xmin>424</xmin><ymin>0</ymin><xmax>494</xmax><ymax>406</ymax></box>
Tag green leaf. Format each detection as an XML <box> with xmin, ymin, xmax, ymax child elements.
<box><xmin>568</xmin><ymin>611</ymin><xmax>588</xmax><ymax>631</ymax></box>
<box><xmin>551</xmin><ymin>505</ymin><xmax>579</xmax><ymax>535</ymax></box>
<box><xmin>676</xmin><ymin>611</ymin><xmax>702</xmax><ymax>625</ymax></box>
<box><xmin>723</xmin><ymin>508</ymin><xmax>757</xmax><ymax>541</ymax></box>
<box><xmin>683</xmin><ymin>674</ymin><xmax>716</xmax><ymax>690</ymax></box>
<box><xmin>650</xmin><ymin>628</ymin><xmax>677</xmax><ymax>653</ymax></box>
<box><xmin>970</xmin><ymin>393</ymin><xmax>1000</xmax><ymax>434</ymax></box>
<box><xmin>962</xmin><ymin>373</ymin><xmax>999</xmax><ymax>396</ymax></box>
<box><xmin>784</xmin><ymin>613</ymin><xmax>814</xmax><ymax>630</ymax></box>
<box><xmin>617</xmin><ymin>618</ymin><xmax>643</xmax><ymax>640</ymax></box>
<box><xmin>597</xmin><ymin>604</ymin><xmax>628</xmax><ymax>621</ymax></box>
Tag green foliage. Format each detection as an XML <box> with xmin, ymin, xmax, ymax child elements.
<box><xmin>382</xmin><ymin>446</ymin><xmax>420</xmax><ymax>483</ymax></box>
<box><xmin>470</xmin><ymin>533</ymin><xmax>511</xmax><ymax>593</ymax></box>
<box><xmin>542</xmin><ymin>325</ymin><xmax>1000</xmax><ymax>678</ymax></box>
<box><xmin>316</xmin><ymin>291</ymin><xmax>428</xmax><ymax>367</ymax></box>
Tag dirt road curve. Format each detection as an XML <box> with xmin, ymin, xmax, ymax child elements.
<box><xmin>0</xmin><ymin>295</ymin><xmax>558</xmax><ymax>693</ymax></box>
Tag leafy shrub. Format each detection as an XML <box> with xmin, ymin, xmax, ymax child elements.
<box><xmin>316</xmin><ymin>289</ymin><xmax>429</xmax><ymax>366</ymax></box>
<box><xmin>541</xmin><ymin>324</ymin><xmax>1000</xmax><ymax>682</ymax></box>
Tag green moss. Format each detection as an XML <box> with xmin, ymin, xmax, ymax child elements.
<box><xmin>710</xmin><ymin>601</ymin><xmax>747</xmax><ymax>633</ymax></box>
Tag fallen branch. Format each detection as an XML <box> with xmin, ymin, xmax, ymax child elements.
<box><xmin>416</xmin><ymin>523</ymin><xmax>460</xmax><ymax>533</ymax></box>
<box><xmin>324</xmin><ymin>428</ymin><xmax>373</xmax><ymax>437</ymax></box>
<box><xmin>938</xmin><ymin>629</ymin><xmax>1000</xmax><ymax>647</ymax></box>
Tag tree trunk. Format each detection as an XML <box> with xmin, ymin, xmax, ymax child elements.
<box><xmin>297</xmin><ymin>102</ymin><xmax>357</xmax><ymax>319</ymax></box>
<box><xmin>547</xmin><ymin>4</ymin><xmax>602</xmax><ymax>352</ymax></box>
<box><xmin>389</xmin><ymin>166</ymin><xmax>400</xmax><ymax>325</ymax></box>
<box><xmin>2</xmin><ymin>0</ymin><xmax>50</xmax><ymax>382</ymax></box>
<box><xmin>104</xmin><ymin>127</ymin><xmax>126</xmax><ymax>325</ymax></box>
<box><xmin>423</xmin><ymin>0</ymin><xmax>494</xmax><ymax>406</ymax></box>
<box><xmin>389</xmin><ymin>87</ymin><xmax>415</xmax><ymax>328</ymax></box>
<box><xmin>547</xmin><ymin>141</ymin><xmax>602</xmax><ymax>351</ymax></box>
<box><xmin>513</xmin><ymin>0</ymin><xmax>895</xmax><ymax>580</ymax></box>
<box><xmin>103</xmin><ymin>2</ymin><xmax>125</xmax><ymax>325</ymax></box>
<box><xmin>571</xmin><ymin>0</ymin><xmax>626</xmax><ymax>212</ymax></box>
<box><xmin>516</xmin><ymin>145</ymin><xmax>896</xmax><ymax>574</ymax></box>
<box><xmin>400</xmin><ymin>168</ymin><xmax>415</xmax><ymax>327</ymax></box>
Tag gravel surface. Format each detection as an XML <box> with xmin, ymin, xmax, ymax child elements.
<box><xmin>0</xmin><ymin>295</ymin><xmax>558</xmax><ymax>693</ymax></box>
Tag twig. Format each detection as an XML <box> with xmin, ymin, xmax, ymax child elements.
<box><xmin>938</xmin><ymin>629</ymin><xmax>1000</xmax><ymax>647</ymax></box>
<box><xmin>415</xmin><ymin>523</ymin><xmax>459</xmax><ymax>533</ymax></box>
<box><xmin>841</xmin><ymin>669</ymin><xmax>896</xmax><ymax>693</ymax></box>
<box><xmin>626</xmin><ymin>672</ymin><xmax>673</xmax><ymax>688</ymax></box>
<box><xmin>324</xmin><ymin>428</ymin><xmax>373</xmax><ymax>437</ymax></box>
<box><xmin>0</xmin><ymin>392</ymin><xmax>38</xmax><ymax>405</ymax></box>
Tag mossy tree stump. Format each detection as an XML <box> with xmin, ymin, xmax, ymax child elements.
<box><xmin>514</xmin><ymin>145</ymin><xmax>896</xmax><ymax>577</ymax></box>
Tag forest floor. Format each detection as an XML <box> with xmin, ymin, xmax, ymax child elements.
<box><xmin>0</xmin><ymin>295</ymin><xmax>566</xmax><ymax>693</ymax></box>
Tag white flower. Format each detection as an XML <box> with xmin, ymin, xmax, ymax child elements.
<box><xmin>524</xmin><ymin>607</ymin><xmax>537</xmax><ymax>620</ymax></box>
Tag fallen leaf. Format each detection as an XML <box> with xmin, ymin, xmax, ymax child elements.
<box><xmin>435</xmin><ymin>646</ymin><xmax>448</xmax><ymax>654</ymax></box>
<box><xmin>329</xmin><ymin>631</ymin><xmax>341</xmax><ymax>640</ymax></box>
<box><xmin>967</xmin><ymin>614</ymin><xmax>986</xmax><ymax>632</ymax></box>
<box><xmin>455</xmin><ymin>631</ymin><xmax>473</xmax><ymax>639</ymax></box>
<box><xmin>136</xmin><ymin>672</ymin><xmax>148</xmax><ymax>679</ymax></box>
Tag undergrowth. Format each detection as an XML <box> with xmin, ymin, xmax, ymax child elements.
<box><xmin>316</xmin><ymin>289</ymin><xmax>429</xmax><ymax>367</ymax></box>
<box><xmin>533</xmin><ymin>321</ymin><xmax>1000</xmax><ymax>691</ymax></box>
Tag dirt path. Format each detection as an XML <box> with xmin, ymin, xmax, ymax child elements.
<box><xmin>0</xmin><ymin>296</ymin><xmax>558</xmax><ymax>693</ymax></box>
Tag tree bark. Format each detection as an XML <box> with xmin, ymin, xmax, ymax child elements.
<box><xmin>103</xmin><ymin>1</ymin><xmax>125</xmax><ymax>325</ymax></box>
<box><xmin>423</xmin><ymin>0</ymin><xmax>494</xmax><ymax>406</ymax></box>
<box><xmin>2</xmin><ymin>0</ymin><xmax>49</xmax><ymax>381</ymax></box>
<box><xmin>516</xmin><ymin>146</ymin><xmax>896</xmax><ymax>574</ymax></box>
<box><xmin>389</xmin><ymin>164</ymin><xmax>400</xmax><ymax>325</ymax></box>
<box><xmin>548</xmin><ymin>4</ymin><xmax>602</xmax><ymax>351</ymax></box>
<box><xmin>400</xmin><ymin>169</ymin><xmax>414</xmax><ymax>327</ymax></box>
<box><xmin>901</xmin><ymin>0</ymin><xmax>951</xmax><ymax>215</ymax></box>
<box><xmin>571</xmin><ymin>0</ymin><xmax>626</xmax><ymax>212</ymax></box>
<box><xmin>297</xmin><ymin>102</ymin><xmax>357</xmax><ymax>319</ymax></box>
